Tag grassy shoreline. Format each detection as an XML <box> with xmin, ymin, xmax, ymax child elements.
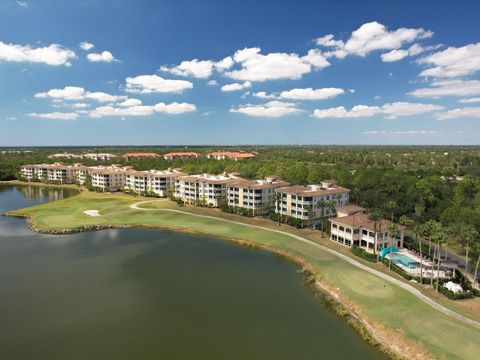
<box><xmin>7</xmin><ymin>189</ymin><xmax>480</xmax><ymax>360</ymax></box>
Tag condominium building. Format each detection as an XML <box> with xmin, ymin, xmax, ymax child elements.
<box><xmin>89</xmin><ymin>165</ymin><xmax>132</xmax><ymax>192</ymax></box>
<box><xmin>163</xmin><ymin>152</ymin><xmax>199</xmax><ymax>160</ymax></box>
<box><xmin>122</xmin><ymin>152</ymin><xmax>159</xmax><ymax>161</ymax></box>
<box><xmin>175</xmin><ymin>173</ymin><xmax>240</xmax><ymax>207</ymax></box>
<box><xmin>124</xmin><ymin>169</ymin><xmax>186</xmax><ymax>197</ymax></box>
<box><xmin>47</xmin><ymin>153</ymin><xmax>83</xmax><ymax>159</ymax></box>
<box><xmin>329</xmin><ymin>211</ymin><xmax>404</xmax><ymax>252</ymax></box>
<box><xmin>21</xmin><ymin>164</ymin><xmax>48</xmax><ymax>181</ymax></box>
<box><xmin>206</xmin><ymin>151</ymin><xmax>256</xmax><ymax>160</ymax></box>
<box><xmin>227</xmin><ymin>177</ymin><xmax>290</xmax><ymax>215</ymax></box>
<box><xmin>83</xmin><ymin>153</ymin><xmax>117</xmax><ymax>161</ymax></box>
<box><xmin>21</xmin><ymin>163</ymin><xmax>80</xmax><ymax>184</ymax></box>
<box><xmin>275</xmin><ymin>180</ymin><xmax>350</xmax><ymax>225</ymax></box>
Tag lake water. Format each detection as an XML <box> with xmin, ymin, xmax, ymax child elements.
<box><xmin>0</xmin><ymin>185</ymin><xmax>386</xmax><ymax>359</ymax></box>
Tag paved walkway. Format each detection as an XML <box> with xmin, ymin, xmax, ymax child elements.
<box><xmin>130</xmin><ymin>200</ymin><xmax>480</xmax><ymax>330</ymax></box>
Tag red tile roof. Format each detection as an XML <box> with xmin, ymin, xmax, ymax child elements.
<box><xmin>122</xmin><ymin>153</ymin><xmax>159</xmax><ymax>158</ymax></box>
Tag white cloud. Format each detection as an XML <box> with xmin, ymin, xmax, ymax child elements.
<box><xmin>409</xmin><ymin>79</ymin><xmax>480</xmax><ymax>98</ymax></box>
<box><xmin>435</xmin><ymin>107</ymin><xmax>480</xmax><ymax>120</ymax></box>
<box><xmin>89</xmin><ymin>102</ymin><xmax>196</xmax><ymax>118</ymax></box>
<box><xmin>459</xmin><ymin>97</ymin><xmax>480</xmax><ymax>104</ymax></box>
<box><xmin>72</xmin><ymin>103</ymin><xmax>89</xmax><ymax>109</ymax></box>
<box><xmin>225</xmin><ymin>47</ymin><xmax>329</xmax><ymax>82</ymax></box>
<box><xmin>79</xmin><ymin>42</ymin><xmax>94</xmax><ymax>51</ymax></box>
<box><xmin>363</xmin><ymin>130</ymin><xmax>443</xmax><ymax>135</ymax></box>
<box><xmin>253</xmin><ymin>87</ymin><xmax>344</xmax><ymax>100</ymax></box>
<box><xmin>317</xmin><ymin>21</ymin><xmax>432</xmax><ymax>59</ymax></box>
<box><xmin>0</xmin><ymin>41</ymin><xmax>75</xmax><ymax>66</ymax></box>
<box><xmin>313</xmin><ymin>102</ymin><xmax>443</xmax><ymax>119</ymax></box>
<box><xmin>87</xmin><ymin>51</ymin><xmax>117</xmax><ymax>63</ymax></box>
<box><xmin>207</xmin><ymin>80</ymin><xmax>218</xmax><ymax>86</ymax></box>
<box><xmin>16</xmin><ymin>1</ymin><xmax>28</xmax><ymax>8</ymax></box>
<box><xmin>230</xmin><ymin>101</ymin><xmax>303</xmax><ymax>118</ymax></box>
<box><xmin>125</xmin><ymin>75</ymin><xmax>193</xmax><ymax>94</ymax></box>
<box><xmin>35</xmin><ymin>86</ymin><xmax>127</xmax><ymax>102</ymax></box>
<box><xmin>313</xmin><ymin>105</ymin><xmax>381</xmax><ymax>119</ymax></box>
<box><xmin>27</xmin><ymin>112</ymin><xmax>78</xmax><ymax>120</ymax></box>
<box><xmin>280</xmin><ymin>87</ymin><xmax>344</xmax><ymax>100</ymax></box>
<box><xmin>381</xmin><ymin>49</ymin><xmax>410</xmax><ymax>62</ymax></box>
<box><xmin>418</xmin><ymin>43</ymin><xmax>480</xmax><ymax>78</ymax></box>
<box><xmin>160</xmin><ymin>57</ymin><xmax>234</xmax><ymax>79</ymax></box>
<box><xmin>118</xmin><ymin>98</ymin><xmax>142</xmax><ymax>107</ymax></box>
<box><xmin>221</xmin><ymin>81</ymin><xmax>252</xmax><ymax>92</ymax></box>
<box><xmin>253</xmin><ymin>91</ymin><xmax>278</xmax><ymax>99</ymax></box>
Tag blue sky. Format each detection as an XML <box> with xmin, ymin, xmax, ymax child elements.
<box><xmin>1</xmin><ymin>0</ymin><xmax>480</xmax><ymax>146</ymax></box>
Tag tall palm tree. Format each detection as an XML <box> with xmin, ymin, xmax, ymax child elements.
<box><xmin>387</xmin><ymin>223</ymin><xmax>398</xmax><ymax>269</ymax></box>
<box><xmin>316</xmin><ymin>200</ymin><xmax>327</xmax><ymax>236</ymax></box>
<box><xmin>368</xmin><ymin>210</ymin><xmax>382</xmax><ymax>261</ymax></box>
<box><xmin>473</xmin><ymin>238</ymin><xmax>480</xmax><ymax>289</ymax></box>
<box><xmin>414</xmin><ymin>223</ymin><xmax>424</xmax><ymax>283</ymax></box>
<box><xmin>460</xmin><ymin>225</ymin><xmax>477</xmax><ymax>275</ymax></box>
<box><xmin>432</xmin><ymin>224</ymin><xmax>449</xmax><ymax>292</ymax></box>
<box><xmin>275</xmin><ymin>191</ymin><xmax>282</xmax><ymax>226</ymax></box>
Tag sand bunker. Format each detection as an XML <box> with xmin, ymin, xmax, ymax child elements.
<box><xmin>83</xmin><ymin>210</ymin><xmax>100</xmax><ymax>217</ymax></box>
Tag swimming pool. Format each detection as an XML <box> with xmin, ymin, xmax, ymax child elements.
<box><xmin>390</xmin><ymin>253</ymin><xmax>418</xmax><ymax>269</ymax></box>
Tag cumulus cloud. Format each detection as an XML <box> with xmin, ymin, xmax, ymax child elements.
<box><xmin>16</xmin><ymin>1</ymin><xmax>28</xmax><ymax>8</ymax></box>
<box><xmin>224</xmin><ymin>47</ymin><xmax>330</xmax><ymax>82</ymax></box>
<box><xmin>35</xmin><ymin>86</ymin><xmax>127</xmax><ymax>102</ymax></box>
<box><xmin>254</xmin><ymin>87</ymin><xmax>344</xmax><ymax>100</ymax></box>
<box><xmin>89</xmin><ymin>102</ymin><xmax>196</xmax><ymax>118</ymax></box>
<box><xmin>418</xmin><ymin>43</ymin><xmax>480</xmax><ymax>78</ymax></box>
<box><xmin>435</xmin><ymin>107</ymin><xmax>480</xmax><ymax>120</ymax></box>
<box><xmin>79</xmin><ymin>42</ymin><xmax>94</xmax><ymax>51</ymax></box>
<box><xmin>118</xmin><ymin>98</ymin><xmax>142</xmax><ymax>107</ymax></box>
<box><xmin>230</xmin><ymin>101</ymin><xmax>303</xmax><ymax>118</ymax></box>
<box><xmin>87</xmin><ymin>50</ymin><xmax>117</xmax><ymax>63</ymax></box>
<box><xmin>409</xmin><ymin>79</ymin><xmax>480</xmax><ymax>98</ymax></box>
<box><xmin>207</xmin><ymin>80</ymin><xmax>218</xmax><ymax>86</ymax></box>
<box><xmin>316</xmin><ymin>21</ymin><xmax>433</xmax><ymax>59</ymax></box>
<box><xmin>459</xmin><ymin>97</ymin><xmax>480</xmax><ymax>104</ymax></box>
<box><xmin>125</xmin><ymin>75</ymin><xmax>193</xmax><ymax>94</ymax></box>
<box><xmin>160</xmin><ymin>57</ymin><xmax>234</xmax><ymax>78</ymax></box>
<box><xmin>221</xmin><ymin>81</ymin><xmax>252</xmax><ymax>92</ymax></box>
<box><xmin>0</xmin><ymin>41</ymin><xmax>76</xmax><ymax>66</ymax></box>
<box><xmin>381</xmin><ymin>49</ymin><xmax>410</xmax><ymax>62</ymax></box>
<box><xmin>313</xmin><ymin>102</ymin><xmax>443</xmax><ymax>119</ymax></box>
<box><xmin>27</xmin><ymin>112</ymin><xmax>78</xmax><ymax>120</ymax></box>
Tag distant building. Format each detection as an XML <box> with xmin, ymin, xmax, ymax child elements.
<box><xmin>122</xmin><ymin>153</ymin><xmax>159</xmax><ymax>161</ymax></box>
<box><xmin>206</xmin><ymin>151</ymin><xmax>256</xmax><ymax>161</ymax></box>
<box><xmin>124</xmin><ymin>169</ymin><xmax>185</xmax><ymax>197</ymax></box>
<box><xmin>175</xmin><ymin>173</ymin><xmax>240</xmax><ymax>207</ymax></box>
<box><xmin>48</xmin><ymin>153</ymin><xmax>83</xmax><ymax>159</ymax></box>
<box><xmin>21</xmin><ymin>163</ymin><xmax>85</xmax><ymax>184</ymax></box>
<box><xmin>274</xmin><ymin>180</ymin><xmax>350</xmax><ymax>225</ymax></box>
<box><xmin>83</xmin><ymin>153</ymin><xmax>117</xmax><ymax>161</ymax></box>
<box><xmin>329</xmin><ymin>212</ymin><xmax>404</xmax><ymax>252</ymax></box>
<box><xmin>163</xmin><ymin>152</ymin><xmax>199</xmax><ymax>160</ymax></box>
<box><xmin>227</xmin><ymin>177</ymin><xmax>290</xmax><ymax>215</ymax></box>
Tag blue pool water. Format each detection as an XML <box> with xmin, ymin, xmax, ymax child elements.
<box><xmin>390</xmin><ymin>253</ymin><xmax>418</xmax><ymax>269</ymax></box>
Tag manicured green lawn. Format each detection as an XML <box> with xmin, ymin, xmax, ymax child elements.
<box><xmin>11</xmin><ymin>192</ymin><xmax>480</xmax><ymax>360</ymax></box>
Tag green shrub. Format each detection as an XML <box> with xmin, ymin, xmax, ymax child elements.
<box><xmin>351</xmin><ymin>246</ymin><xmax>377</xmax><ymax>262</ymax></box>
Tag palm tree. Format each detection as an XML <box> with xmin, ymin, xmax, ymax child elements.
<box><xmin>316</xmin><ymin>200</ymin><xmax>327</xmax><ymax>236</ymax></box>
<box><xmin>460</xmin><ymin>225</ymin><xmax>477</xmax><ymax>275</ymax></box>
<box><xmin>368</xmin><ymin>209</ymin><xmax>382</xmax><ymax>261</ymax></box>
<box><xmin>305</xmin><ymin>204</ymin><xmax>314</xmax><ymax>230</ymax></box>
<box><xmin>432</xmin><ymin>224</ymin><xmax>449</xmax><ymax>292</ymax></box>
<box><xmin>414</xmin><ymin>223</ymin><xmax>424</xmax><ymax>283</ymax></box>
<box><xmin>472</xmin><ymin>236</ymin><xmax>480</xmax><ymax>289</ymax></box>
<box><xmin>275</xmin><ymin>192</ymin><xmax>282</xmax><ymax>226</ymax></box>
<box><xmin>387</xmin><ymin>223</ymin><xmax>398</xmax><ymax>269</ymax></box>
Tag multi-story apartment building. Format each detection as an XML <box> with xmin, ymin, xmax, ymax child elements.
<box><xmin>163</xmin><ymin>152</ymin><xmax>199</xmax><ymax>160</ymax></box>
<box><xmin>206</xmin><ymin>151</ymin><xmax>255</xmax><ymax>160</ymax></box>
<box><xmin>21</xmin><ymin>164</ymin><xmax>44</xmax><ymax>181</ymax></box>
<box><xmin>122</xmin><ymin>153</ymin><xmax>159</xmax><ymax>161</ymax></box>
<box><xmin>275</xmin><ymin>180</ymin><xmax>350</xmax><ymax>225</ymax></box>
<box><xmin>227</xmin><ymin>177</ymin><xmax>290</xmax><ymax>215</ymax></box>
<box><xmin>175</xmin><ymin>173</ymin><xmax>240</xmax><ymax>207</ymax></box>
<box><xmin>125</xmin><ymin>169</ymin><xmax>185</xmax><ymax>197</ymax></box>
<box><xmin>21</xmin><ymin>163</ymin><xmax>78</xmax><ymax>183</ymax></box>
<box><xmin>329</xmin><ymin>210</ymin><xmax>404</xmax><ymax>252</ymax></box>
<box><xmin>89</xmin><ymin>165</ymin><xmax>132</xmax><ymax>192</ymax></box>
<box><xmin>47</xmin><ymin>153</ymin><xmax>83</xmax><ymax>159</ymax></box>
<box><xmin>83</xmin><ymin>153</ymin><xmax>117</xmax><ymax>161</ymax></box>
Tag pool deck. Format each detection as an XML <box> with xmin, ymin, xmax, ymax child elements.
<box><xmin>386</xmin><ymin>249</ymin><xmax>447</xmax><ymax>278</ymax></box>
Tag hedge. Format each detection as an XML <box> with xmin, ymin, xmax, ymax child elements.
<box><xmin>351</xmin><ymin>246</ymin><xmax>377</xmax><ymax>263</ymax></box>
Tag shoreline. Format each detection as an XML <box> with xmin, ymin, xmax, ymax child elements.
<box><xmin>0</xmin><ymin>180</ymin><xmax>84</xmax><ymax>191</ymax></box>
<box><xmin>9</xmin><ymin>209</ymin><xmax>427</xmax><ymax>360</ymax></box>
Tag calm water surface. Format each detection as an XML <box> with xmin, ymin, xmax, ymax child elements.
<box><xmin>0</xmin><ymin>185</ymin><xmax>386</xmax><ymax>360</ymax></box>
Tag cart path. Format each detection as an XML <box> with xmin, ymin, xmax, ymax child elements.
<box><xmin>130</xmin><ymin>200</ymin><xmax>480</xmax><ymax>330</ymax></box>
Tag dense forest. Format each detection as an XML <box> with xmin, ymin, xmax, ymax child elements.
<box><xmin>2</xmin><ymin>145</ymin><xmax>480</xmax><ymax>269</ymax></box>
